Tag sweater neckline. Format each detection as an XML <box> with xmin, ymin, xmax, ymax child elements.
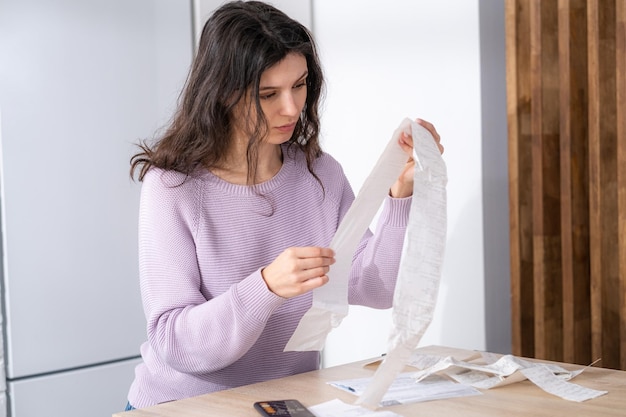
<box><xmin>199</xmin><ymin>145</ymin><xmax>299</xmax><ymax>196</ymax></box>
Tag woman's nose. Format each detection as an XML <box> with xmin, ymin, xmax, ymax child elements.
<box><xmin>279</xmin><ymin>92</ymin><xmax>299</xmax><ymax>116</ymax></box>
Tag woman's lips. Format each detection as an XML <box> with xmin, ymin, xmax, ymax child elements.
<box><xmin>276</xmin><ymin>122</ymin><xmax>296</xmax><ymax>133</ymax></box>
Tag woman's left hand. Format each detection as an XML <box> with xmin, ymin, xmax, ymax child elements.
<box><xmin>389</xmin><ymin>118</ymin><xmax>444</xmax><ymax>198</ymax></box>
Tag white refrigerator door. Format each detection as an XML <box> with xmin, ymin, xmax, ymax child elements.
<box><xmin>0</xmin><ymin>0</ymin><xmax>192</xmax><ymax>380</ymax></box>
<box><xmin>7</xmin><ymin>358</ymin><xmax>142</xmax><ymax>417</ymax></box>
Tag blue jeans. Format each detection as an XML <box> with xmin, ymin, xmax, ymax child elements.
<box><xmin>125</xmin><ymin>402</ymin><xmax>135</xmax><ymax>411</ymax></box>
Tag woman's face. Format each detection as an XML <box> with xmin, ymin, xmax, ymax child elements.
<box><xmin>257</xmin><ymin>53</ymin><xmax>308</xmax><ymax>145</ymax></box>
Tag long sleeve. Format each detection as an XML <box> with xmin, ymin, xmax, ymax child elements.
<box><xmin>348</xmin><ymin>196</ymin><xmax>412</xmax><ymax>307</ymax></box>
<box><xmin>312</xmin><ymin>155</ymin><xmax>412</xmax><ymax>309</ymax></box>
<box><xmin>138</xmin><ymin>169</ymin><xmax>287</xmax><ymax>374</ymax></box>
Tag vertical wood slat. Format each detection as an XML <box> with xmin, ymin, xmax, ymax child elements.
<box><xmin>616</xmin><ymin>0</ymin><xmax>626</xmax><ymax>371</ymax></box>
<box><xmin>558</xmin><ymin>0</ymin><xmax>577</xmax><ymax>365</ymax></box>
<box><xmin>530</xmin><ymin>0</ymin><xmax>563</xmax><ymax>362</ymax></box>
<box><xmin>568</xmin><ymin>0</ymin><xmax>591</xmax><ymax>365</ymax></box>
<box><xmin>558</xmin><ymin>0</ymin><xmax>573</xmax><ymax>364</ymax></box>
<box><xmin>505</xmin><ymin>0</ymin><xmax>522</xmax><ymax>358</ymax></box>
<box><xmin>508</xmin><ymin>0</ymin><xmax>625</xmax><ymax>369</ymax></box>
<box><xmin>529</xmin><ymin>0</ymin><xmax>546</xmax><ymax>360</ymax></box>
<box><xmin>592</xmin><ymin>0</ymin><xmax>619</xmax><ymax>370</ymax></box>
<box><xmin>507</xmin><ymin>0</ymin><xmax>535</xmax><ymax>359</ymax></box>
<box><xmin>543</xmin><ymin>0</ymin><xmax>563</xmax><ymax>362</ymax></box>
<box><xmin>558</xmin><ymin>0</ymin><xmax>590</xmax><ymax>366</ymax></box>
<box><xmin>587</xmin><ymin>0</ymin><xmax>603</xmax><ymax>366</ymax></box>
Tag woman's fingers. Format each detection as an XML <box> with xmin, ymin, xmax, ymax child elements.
<box><xmin>416</xmin><ymin>118</ymin><xmax>444</xmax><ymax>154</ymax></box>
<box><xmin>262</xmin><ymin>247</ymin><xmax>335</xmax><ymax>298</ymax></box>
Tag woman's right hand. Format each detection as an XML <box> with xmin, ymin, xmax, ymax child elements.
<box><xmin>261</xmin><ymin>247</ymin><xmax>335</xmax><ymax>298</ymax></box>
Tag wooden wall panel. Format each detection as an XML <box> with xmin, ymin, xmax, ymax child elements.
<box><xmin>507</xmin><ymin>0</ymin><xmax>626</xmax><ymax>369</ymax></box>
<box><xmin>558</xmin><ymin>0</ymin><xmax>590</xmax><ymax>366</ymax></box>
<box><xmin>618</xmin><ymin>0</ymin><xmax>626</xmax><ymax>372</ymax></box>
<box><xmin>589</xmin><ymin>0</ymin><xmax>619</xmax><ymax>370</ymax></box>
<box><xmin>528</xmin><ymin>0</ymin><xmax>563</xmax><ymax>362</ymax></box>
<box><xmin>506</xmin><ymin>0</ymin><xmax>534</xmax><ymax>359</ymax></box>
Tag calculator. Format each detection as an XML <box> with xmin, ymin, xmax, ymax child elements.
<box><xmin>253</xmin><ymin>399</ymin><xmax>316</xmax><ymax>417</ymax></box>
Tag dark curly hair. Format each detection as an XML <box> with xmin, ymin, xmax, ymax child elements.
<box><xmin>130</xmin><ymin>1</ymin><xmax>325</xmax><ymax>184</ymax></box>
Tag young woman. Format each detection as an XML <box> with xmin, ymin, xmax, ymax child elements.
<box><xmin>125</xmin><ymin>0</ymin><xmax>442</xmax><ymax>410</ymax></box>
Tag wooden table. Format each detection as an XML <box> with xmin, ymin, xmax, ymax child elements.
<box><xmin>115</xmin><ymin>345</ymin><xmax>626</xmax><ymax>416</ymax></box>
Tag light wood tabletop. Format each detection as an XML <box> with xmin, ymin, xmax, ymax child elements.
<box><xmin>114</xmin><ymin>345</ymin><xmax>626</xmax><ymax>417</ymax></box>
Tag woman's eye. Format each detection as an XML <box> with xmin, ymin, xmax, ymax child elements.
<box><xmin>294</xmin><ymin>82</ymin><xmax>306</xmax><ymax>90</ymax></box>
<box><xmin>260</xmin><ymin>92</ymin><xmax>276</xmax><ymax>100</ymax></box>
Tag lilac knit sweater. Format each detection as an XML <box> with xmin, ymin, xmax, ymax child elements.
<box><xmin>127</xmin><ymin>144</ymin><xmax>411</xmax><ymax>408</ymax></box>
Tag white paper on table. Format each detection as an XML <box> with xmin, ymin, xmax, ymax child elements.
<box><xmin>329</xmin><ymin>373</ymin><xmax>480</xmax><ymax>408</ymax></box>
<box><xmin>355</xmin><ymin>120</ymin><xmax>448</xmax><ymax>408</ymax></box>
<box><xmin>309</xmin><ymin>399</ymin><xmax>403</xmax><ymax>417</ymax></box>
<box><xmin>412</xmin><ymin>355</ymin><xmax>529</xmax><ymax>384</ymax></box>
<box><xmin>520</xmin><ymin>365</ymin><xmax>607</xmax><ymax>402</ymax></box>
<box><xmin>363</xmin><ymin>351</ymin><xmax>481</xmax><ymax>370</ymax></box>
<box><xmin>406</xmin><ymin>353</ymin><xmax>607</xmax><ymax>402</ymax></box>
<box><xmin>284</xmin><ymin>119</ymin><xmax>411</xmax><ymax>352</ymax></box>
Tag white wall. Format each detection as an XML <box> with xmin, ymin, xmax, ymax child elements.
<box><xmin>313</xmin><ymin>0</ymin><xmax>510</xmax><ymax>367</ymax></box>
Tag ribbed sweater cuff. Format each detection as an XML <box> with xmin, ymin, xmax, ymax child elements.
<box><xmin>234</xmin><ymin>269</ymin><xmax>285</xmax><ymax>322</ymax></box>
<box><xmin>379</xmin><ymin>195</ymin><xmax>412</xmax><ymax>227</ymax></box>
